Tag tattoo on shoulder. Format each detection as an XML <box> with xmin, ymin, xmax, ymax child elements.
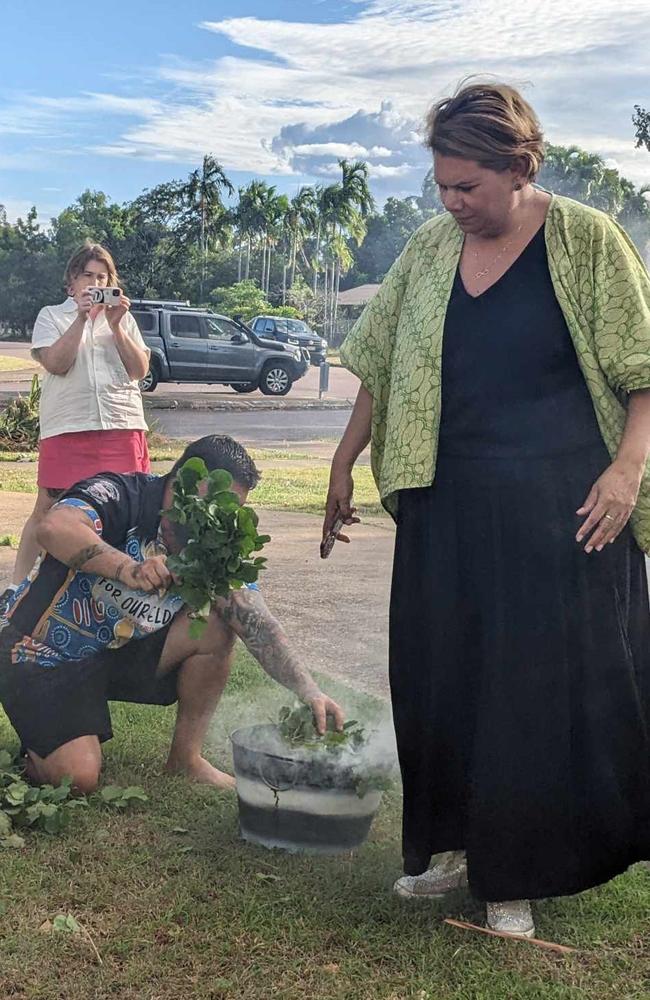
<box><xmin>69</xmin><ymin>542</ymin><xmax>110</xmax><ymax>571</ymax></box>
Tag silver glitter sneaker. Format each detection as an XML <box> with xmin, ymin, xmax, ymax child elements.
<box><xmin>393</xmin><ymin>851</ymin><xmax>468</xmax><ymax>899</ymax></box>
<box><xmin>486</xmin><ymin>900</ymin><xmax>535</xmax><ymax>938</ymax></box>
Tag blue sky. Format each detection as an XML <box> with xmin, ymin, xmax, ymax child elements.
<box><xmin>1</xmin><ymin>0</ymin><xmax>649</xmax><ymax>224</ymax></box>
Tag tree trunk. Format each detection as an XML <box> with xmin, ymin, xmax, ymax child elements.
<box><xmin>313</xmin><ymin>222</ymin><xmax>321</xmax><ymax>295</ymax></box>
<box><xmin>290</xmin><ymin>226</ymin><xmax>298</xmax><ymax>289</ymax></box>
<box><xmin>245</xmin><ymin>236</ymin><xmax>251</xmax><ymax>280</ymax></box>
<box><xmin>323</xmin><ymin>261</ymin><xmax>330</xmax><ymax>338</ymax></box>
<box><xmin>333</xmin><ymin>259</ymin><xmax>341</xmax><ymax>342</ymax></box>
<box><xmin>199</xmin><ymin>197</ymin><xmax>206</xmax><ymax>303</ymax></box>
<box><xmin>237</xmin><ymin>240</ymin><xmax>243</xmax><ymax>282</ymax></box>
<box><xmin>261</xmin><ymin>236</ymin><xmax>267</xmax><ymax>289</ymax></box>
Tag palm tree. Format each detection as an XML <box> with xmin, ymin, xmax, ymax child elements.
<box><xmin>285</xmin><ymin>187</ymin><xmax>318</xmax><ymax>293</ymax></box>
<box><xmin>261</xmin><ymin>190</ymin><xmax>289</xmax><ymax>297</ymax></box>
<box><xmin>540</xmin><ymin>145</ymin><xmax>625</xmax><ymax>214</ymax></box>
<box><xmin>184</xmin><ymin>155</ymin><xmax>234</xmax><ymax>300</ymax></box>
<box><xmin>325</xmin><ymin>160</ymin><xmax>374</xmax><ymax>337</ymax></box>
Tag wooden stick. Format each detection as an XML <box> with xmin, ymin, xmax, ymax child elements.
<box><xmin>79</xmin><ymin>922</ymin><xmax>103</xmax><ymax>966</ymax></box>
<box><xmin>443</xmin><ymin>918</ymin><xmax>578</xmax><ymax>954</ymax></box>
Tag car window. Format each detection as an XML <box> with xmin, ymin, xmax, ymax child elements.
<box><xmin>263</xmin><ymin>320</ymin><xmax>276</xmax><ymax>333</ymax></box>
<box><xmin>203</xmin><ymin>317</ymin><xmax>246</xmax><ymax>341</ymax></box>
<box><xmin>131</xmin><ymin>311</ymin><xmax>157</xmax><ymax>333</ymax></box>
<box><xmin>274</xmin><ymin>319</ymin><xmax>309</xmax><ymax>334</ymax></box>
<box><xmin>170</xmin><ymin>314</ymin><xmax>203</xmax><ymax>339</ymax></box>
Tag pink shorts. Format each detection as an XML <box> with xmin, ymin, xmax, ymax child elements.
<box><xmin>38</xmin><ymin>429</ymin><xmax>151</xmax><ymax>491</ymax></box>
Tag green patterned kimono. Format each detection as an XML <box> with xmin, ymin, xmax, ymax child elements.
<box><xmin>340</xmin><ymin>194</ymin><xmax>650</xmax><ymax>552</ymax></box>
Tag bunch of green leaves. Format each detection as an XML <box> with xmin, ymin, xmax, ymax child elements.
<box><xmin>0</xmin><ymin>750</ymin><xmax>148</xmax><ymax>847</ymax></box>
<box><xmin>0</xmin><ymin>751</ymin><xmax>86</xmax><ymax>844</ymax></box>
<box><xmin>0</xmin><ymin>374</ymin><xmax>41</xmax><ymax>451</ymax></box>
<box><xmin>278</xmin><ymin>704</ymin><xmax>366</xmax><ymax>753</ymax></box>
<box><xmin>276</xmin><ymin>705</ymin><xmax>394</xmax><ymax>798</ymax></box>
<box><xmin>165</xmin><ymin>458</ymin><xmax>270</xmax><ymax>637</ymax></box>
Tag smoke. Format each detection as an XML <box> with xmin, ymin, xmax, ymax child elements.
<box><xmin>205</xmin><ymin>685</ymin><xmax>399</xmax><ymax>786</ymax></box>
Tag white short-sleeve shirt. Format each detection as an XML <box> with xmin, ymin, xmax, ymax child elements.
<box><xmin>31</xmin><ymin>299</ymin><xmax>150</xmax><ymax>440</ymax></box>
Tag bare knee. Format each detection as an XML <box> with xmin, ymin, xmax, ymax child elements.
<box><xmin>28</xmin><ymin>737</ymin><xmax>102</xmax><ymax>796</ymax></box>
<box><xmin>203</xmin><ymin>609</ymin><xmax>236</xmax><ymax>658</ymax></box>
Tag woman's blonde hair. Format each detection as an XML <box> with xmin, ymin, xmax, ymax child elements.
<box><xmin>64</xmin><ymin>241</ymin><xmax>119</xmax><ymax>289</ymax></box>
<box><xmin>425</xmin><ymin>81</ymin><xmax>545</xmax><ymax>181</ymax></box>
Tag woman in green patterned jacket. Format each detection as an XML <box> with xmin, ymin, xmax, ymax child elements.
<box><xmin>323</xmin><ymin>82</ymin><xmax>650</xmax><ymax>939</ymax></box>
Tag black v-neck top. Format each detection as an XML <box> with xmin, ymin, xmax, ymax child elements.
<box><xmin>438</xmin><ymin>226</ymin><xmax>603</xmax><ymax>459</ymax></box>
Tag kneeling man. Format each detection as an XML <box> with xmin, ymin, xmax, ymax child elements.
<box><xmin>0</xmin><ymin>434</ymin><xmax>343</xmax><ymax>792</ymax></box>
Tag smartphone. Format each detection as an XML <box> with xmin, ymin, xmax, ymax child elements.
<box><xmin>320</xmin><ymin>516</ymin><xmax>345</xmax><ymax>559</ymax></box>
<box><xmin>89</xmin><ymin>287</ymin><xmax>121</xmax><ymax>305</ymax></box>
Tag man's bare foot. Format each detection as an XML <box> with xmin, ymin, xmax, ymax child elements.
<box><xmin>165</xmin><ymin>755</ymin><xmax>236</xmax><ymax>790</ymax></box>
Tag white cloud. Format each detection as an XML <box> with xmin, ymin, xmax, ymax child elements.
<box><xmin>3</xmin><ymin>0</ymin><xmax>650</xmax><ymax>198</ymax></box>
<box><xmin>271</xmin><ymin>102</ymin><xmax>431</xmax><ymax>192</ymax></box>
<box><xmin>368</xmin><ymin>162</ymin><xmax>414</xmax><ymax>178</ymax></box>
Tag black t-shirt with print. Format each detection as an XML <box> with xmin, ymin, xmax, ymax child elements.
<box><xmin>2</xmin><ymin>472</ymin><xmax>181</xmax><ymax>666</ymax></box>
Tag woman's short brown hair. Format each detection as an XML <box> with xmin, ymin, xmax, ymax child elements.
<box><xmin>64</xmin><ymin>241</ymin><xmax>119</xmax><ymax>289</ymax></box>
<box><xmin>425</xmin><ymin>81</ymin><xmax>545</xmax><ymax>181</ymax></box>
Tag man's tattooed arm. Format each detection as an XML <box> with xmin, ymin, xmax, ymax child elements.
<box><xmin>37</xmin><ymin>507</ymin><xmax>139</xmax><ymax>582</ymax></box>
<box><xmin>218</xmin><ymin>589</ymin><xmax>320</xmax><ymax>701</ymax></box>
<box><xmin>68</xmin><ymin>541</ymin><xmax>112</xmax><ymax>571</ymax></box>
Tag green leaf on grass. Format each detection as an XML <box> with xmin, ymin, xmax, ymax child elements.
<box><xmin>52</xmin><ymin>914</ymin><xmax>80</xmax><ymax>935</ymax></box>
<box><xmin>4</xmin><ymin>781</ymin><xmax>28</xmax><ymax>806</ymax></box>
<box><xmin>1</xmin><ymin>833</ymin><xmax>25</xmax><ymax>849</ymax></box>
<box><xmin>100</xmin><ymin>785</ymin><xmax>124</xmax><ymax>803</ymax></box>
<box><xmin>121</xmin><ymin>787</ymin><xmax>148</xmax><ymax>803</ymax></box>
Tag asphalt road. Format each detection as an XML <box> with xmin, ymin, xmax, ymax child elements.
<box><xmin>150</xmin><ymin>406</ymin><xmax>351</xmax><ymax>444</ymax></box>
<box><xmin>0</xmin><ymin>341</ymin><xmax>361</xmax><ymax>403</ymax></box>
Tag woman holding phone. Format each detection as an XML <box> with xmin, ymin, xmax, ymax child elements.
<box><xmin>11</xmin><ymin>241</ymin><xmax>151</xmax><ymax>583</ymax></box>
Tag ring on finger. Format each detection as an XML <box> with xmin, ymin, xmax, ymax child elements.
<box><xmin>603</xmin><ymin>513</ymin><xmax>615</xmax><ymax>522</ymax></box>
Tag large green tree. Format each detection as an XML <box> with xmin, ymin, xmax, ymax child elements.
<box><xmin>633</xmin><ymin>106</ymin><xmax>650</xmax><ymax>152</ymax></box>
<box><xmin>346</xmin><ymin>197</ymin><xmax>426</xmax><ymax>285</ymax></box>
<box><xmin>0</xmin><ymin>208</ymin><xmax>59</xmax><ymax>336</ymax></box>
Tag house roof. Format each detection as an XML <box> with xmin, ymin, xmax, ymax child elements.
<box><xmin>337</xmin><ymin>283</ymin><xmax>381</xmax><ymax>306</ymax></box>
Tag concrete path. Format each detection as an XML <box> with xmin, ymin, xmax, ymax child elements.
<box><xmin>0</xmin><ymin>494</ymin><xmax>394</xmax><ymax>699</ymax></box>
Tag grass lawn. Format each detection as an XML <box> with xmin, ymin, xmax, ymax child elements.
<box><xmin>0</xmin><ymin>451</ymin><xmax>384</xmax><ymax>518</ymax></box>
<box><xmin>0</xmin><ymin>435</ymin><xmax>647</xmax><ymax>996</ymax></box>
<box><xmin>0</xmin><ymin>355</ymin><xmax>39</xmax><ymax>372</ymax></box>
<box><xmin>1</xmin><ymin>650</ymin><xmax>649</xmax><ymax>999</ymax></box>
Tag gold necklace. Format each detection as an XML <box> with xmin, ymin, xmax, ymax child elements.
<box><xmin>468</xmin><ymin>223</ymin><xmax>524</xmax><ymax>280</ymax></box>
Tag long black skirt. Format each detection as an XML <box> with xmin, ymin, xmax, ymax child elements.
<box><xmin>389</xmin><ymin>444</ymin><xmax>650</xmax><ymax>902</ymax></box>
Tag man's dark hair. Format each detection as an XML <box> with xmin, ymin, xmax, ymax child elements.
<box><xmin>169</xmin><ymin>435</ymin><xmax>261</xmax><ymax>490</ymax></box>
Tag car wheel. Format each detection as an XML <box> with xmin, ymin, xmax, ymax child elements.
<box><xmin>260</xmin><ymin>362</ymin><xmax>292</xmax><ymax>396</ymax></box>
<box><xmin>139</xmin><ymin>361</ymin><xmax>160</xmax><ymax>392</ymax></box>
<box><xmin>231</xmin><ymin>382</ymin><xmax>258</xmax><ymax>394</ymax></box>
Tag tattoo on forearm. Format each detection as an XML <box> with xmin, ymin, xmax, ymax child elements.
<box><xmin>114</xmin><ymin>557</ymin><xmax>132</xmax><ymax>583</ymax></box>
<box><xmin>219</xmin><ymin>591</ymin><xmax>317</xmax><ymax>698</ymax></box>
<box><xmin>68</xmin><ymin>542</ymin><xmax>111</xmax><ymax>571</ymax></box>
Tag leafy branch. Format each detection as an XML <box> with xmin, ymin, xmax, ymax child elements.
<box><xmin>0</xmin><ymin>750</ymin><xmax>148</xmax><ymax>847</ymax></box>
<box><xmin>165</xmin><ymin>458</ymin><xmax>270</xmax><ymax>637</ymax></box>
<box><xmin>276</xmin><ymin>704</ymin><xmax>393</xmax><ymax>798</ymax></box>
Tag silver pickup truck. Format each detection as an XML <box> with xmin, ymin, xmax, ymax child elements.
<box><xmin>131</xmin><ymin>300</ymin><xmax>310</xmax><ymax>396</ymax></box>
